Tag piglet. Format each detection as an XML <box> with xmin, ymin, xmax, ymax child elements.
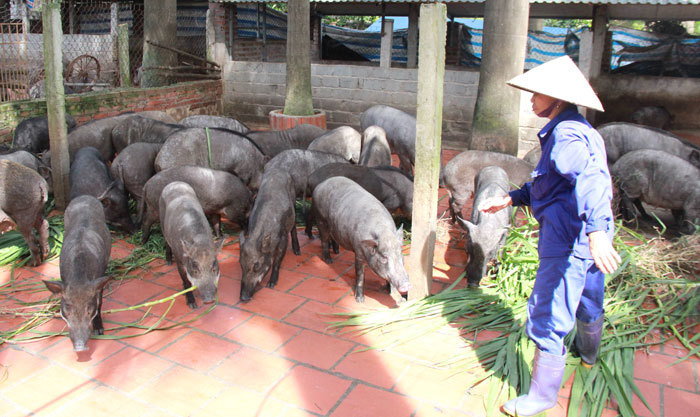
<box><xmin>311</xmin><ymin>176</ymin><xmax>411</xmax><ymax>303</ymax></box>
<box><xmin>457</xmin><ymin>166</ymin><xmax>512</xmax><ymax>288</ymax></box>
<box><xmin>159</xmin><ymin>181</ymin><xmax>223</xmax><ymax>308</ymax></box>
<box><xmin>43</xmin><ymin>195</ymin><xmax>111</xmax><ymax>352</ymax></box>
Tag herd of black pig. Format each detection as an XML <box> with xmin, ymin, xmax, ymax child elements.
<box><xmin>2</xmin><ymin>104</ymin><xmax>699</xmax><ymax>351</ymax></box>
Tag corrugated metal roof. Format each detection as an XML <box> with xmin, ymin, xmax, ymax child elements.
<box><xmin>213</xmin><ymin>0</ymin><xmax>700</xmax><ymax>4</ymax></box>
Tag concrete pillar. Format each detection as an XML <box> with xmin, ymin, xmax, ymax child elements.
<box><xmin>469</xmin><ymin>0</ymin><xmax>529</xmax><ymax>155</ymax></box>
<box><xmin>407</xmin><ymin>5</ymin><xmax>419</xmax><ymax>68</ymax></box>
<box><xmin>408</xmin><ymin>3</ymin><xmax>446</xmax><ymax>300</ymax></box>
<box><xmin>41</xmin><ymin>2</ymin><xmax>70</xmax><ymax>209</ymax></box>
<box><xmin>380</xmin><ymin>19</ymin><xmax>393</xmax><ymax>68</ymax></box>
<box><xmin>142</xmin><ymin>0</ymin><xmax>177</xmax><ymax>87</ymax></box>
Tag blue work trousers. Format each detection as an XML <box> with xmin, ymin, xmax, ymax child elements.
<box><xmin>527</xmin><ymin>255</ymin><xmax>605</xmax><ymax>355</ymax></box>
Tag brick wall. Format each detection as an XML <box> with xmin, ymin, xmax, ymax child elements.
<box><xmin>0</xmin><ymin>80</ymin><xmax>221</xmax><ymax>145</ymax></box>
<box><xmin>223</xmin><ymin>61</ymin><xmax>479</xmax><ymax>147</ymax></box>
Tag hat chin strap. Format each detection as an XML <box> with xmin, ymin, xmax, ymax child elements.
<box><xmin>536</xmin><ymin>99</ymin><xmax>563</xmax><ymax>118</ymax></box>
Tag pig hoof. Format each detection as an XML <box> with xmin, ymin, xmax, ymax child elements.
<box><xmin>293</xmin><ymin>248</ymin><xmax>301</xmax><ymax>256</ymax></box>
<box><xmin>354</xmin><ymin>294</ymin><xmax>365</xmax><ymax>303</ymax></box>
<box><xmin>266</xmin><ymin>281</ymin><xmax>276</xmax><ymax>289</ymax></box>
<box><xmin>187</xmin><ymin>301</ymin><xmax>199</xmax><ymax>309</ymax></box>
<box><xmin>94</xmin><ymin>328</ymin><xmax>104</xmax><ymax>336</ymax></box>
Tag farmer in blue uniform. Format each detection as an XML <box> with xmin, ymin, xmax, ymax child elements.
<box><xmin>479</xmin><ymin>55</ymin><xmax>622</xmax><ymax>417</ymax></box>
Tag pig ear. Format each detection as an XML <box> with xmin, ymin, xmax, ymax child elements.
<box><xmin>43</xmin><ymin>279</ymin><xmax>64</xmax><ymax>295</ymax></box>
<box><xmin>93</xmin><ymin>275</ymin><xmax>112</xmax><ymax>291</ymax></box>
<box><xmin>456</xmin><ymin>216</ymin><xmax>478</xmax><ymax>237</ymax></box>
<box><xmin>360</xmin><ymin>239</ymin><xmax>378</xmax><ymax>253</ymax></box>
<box><xmin>690</xmin><ymin>150</ymin><xmax>700</xmax><ymax>166</ymax></box>
<box><xmin>215</xmin><ymin>237</ymin><xmax>225</xmax><ymax>252</ymax></box>
<box><xmin>260</xmin><ymin>234</ymin><xmax>272</xmax><ymax>254</ymax></box>
<box><xmin>396</xmin><ymin>224</ymin><xmax>405</xmax><ymax>241</ymax></box>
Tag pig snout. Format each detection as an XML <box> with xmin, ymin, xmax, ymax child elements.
<box><xmin>68</xmin><ymin>327</ymin><xmax>91</xmax><ymax>352</ymax></box>
<box><xmin>197</xmin><ymin>283</ymin><xmax>218</xmax><ymax>304</ymax></box>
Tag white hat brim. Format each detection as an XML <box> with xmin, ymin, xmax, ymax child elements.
<box><xmin>507</xmin><ymin>56</ymin><xmax>605</xmax><ymax>112</ymax></box>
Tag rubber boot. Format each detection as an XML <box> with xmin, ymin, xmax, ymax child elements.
<box><xmin>503</xmin><ymin>348</ymin><xmax>566</xmax><ymax>417</ymax></box>
<box><xmin>575</xmin><ymin>315</ymin><xmax>604</xmax><ymax>368</ymax></box>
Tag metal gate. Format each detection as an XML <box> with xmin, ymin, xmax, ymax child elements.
<box><xmin>0</xmin><ymin>21</ymin><xmax>30</xmax><ymax>102</ymax></box>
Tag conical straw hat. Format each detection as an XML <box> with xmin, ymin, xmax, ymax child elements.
<box><xmin>507</xmin><ymin>55</ymin><xmax>604</xmax><ymax>112</ymax></box>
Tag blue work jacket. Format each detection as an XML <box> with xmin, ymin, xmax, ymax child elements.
<box><xmin>509</xmin><ymin>108</ymin><xmax>614</xmax><ymax>259</ymax></box>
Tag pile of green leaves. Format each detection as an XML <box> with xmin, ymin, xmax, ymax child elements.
<box><xmin>330</xmin><ymin>208</ymin><xmax>699</xmax><ymax>417</ymax></box>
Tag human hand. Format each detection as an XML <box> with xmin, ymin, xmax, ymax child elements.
<box><xmin>478</xmin><ymin>195</ymin><xmax>513</xmax><ymax>214</ymax></box>
<box><xmin>588</xmin><ymin>230</ymin><xmax>622</xmax><ymax>274</ymax></box>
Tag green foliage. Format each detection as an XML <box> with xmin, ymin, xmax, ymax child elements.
<box><xmin>323</xmin><ymin>16</ymin><xmax>378</xmax><ymax>30</ymax></box>
<box><xmin>545</xmin><ymin>19</ymin><xmax>591</xmax><ymax>30</ymax></box>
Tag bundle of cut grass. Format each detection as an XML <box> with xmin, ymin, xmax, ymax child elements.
<box><xmin>330</xmin><ymin>208</ymin><xmax>699</xmax><ymax>417</ymax></box>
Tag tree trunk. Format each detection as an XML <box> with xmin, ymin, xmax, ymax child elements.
<box><xmin>141</xmin><ymin>0</ymin><xmax>177</xmax><ymax>88</ymax></box>
<box><xmin>283</xmin><ymin>0</ymin><xmax>314</xmax><ymax>116</ymax></box>
<box><xmin>469</xmin><ymin>0</ymin><xmax>529</xmax><ymax>155</ymax></box>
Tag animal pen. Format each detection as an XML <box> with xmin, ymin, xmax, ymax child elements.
<box><xmin>0</xmin><ymin>0</ymin><xmax>210</xmax><ymax>103</ymax></box>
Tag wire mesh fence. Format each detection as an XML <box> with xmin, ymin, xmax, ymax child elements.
<box><xmin>0</xmin><ymin>0</ymin><xmax>209</xmax><ymax>103</ymax></box>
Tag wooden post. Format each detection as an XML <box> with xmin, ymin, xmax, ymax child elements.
<box><xmin>407</xmin><ymin>4</ymin><xmax>419</xmax><ymax>68</ymax></box>
<box><xmin>380</xmin><ymin>19</ymin><xmax>393</xmax><ymax>69</ymax></box>
<box><xmin>118</xmin><ymin>23</ymin><xmax>131</xmax><ymax>87</ymax></box>
<box><xmin>110</xmin><ymin>2</ymin><xmax>119</xmax><ymax>76</ymax></box>
<box><xmin>42</xmin><ymin>1</ymin><xmax>70</xmax><ymax>209</ymax></box>
<box><xmin>408</xmin><ymin>3</ymin><xmax>446</xmax><ymax>300</ymax></box>
<box><xmin>206</xmin><ymin>8</ymin><xmax>215</xmax><ymax>63</ymax></box>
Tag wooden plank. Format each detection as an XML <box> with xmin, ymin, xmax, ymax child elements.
<box><xmin>407</xmin><ymin>3</ymin><xmax>446</xmax><ymax>300</ymax></box>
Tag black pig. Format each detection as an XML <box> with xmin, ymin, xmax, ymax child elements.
<box><xmin>43</xmin><ymin>195</ymin><xmax>111</xmax><ymax>352</ymax></box>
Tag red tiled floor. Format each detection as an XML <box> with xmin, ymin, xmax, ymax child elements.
<box><xmin>395</xmin><ymin>363</ymin><xmax>472</xmax><ymax>409</ymax></box>
<box><xmin>290</xmin><ymin>276</ymin><xmax>352</xmax><ymax>304</ymax></box>
<box><xmin>225</xmin><ymin>315</ymin><xmax>300</xmax><ymax>352</ymax></box>
<box><xmin>272</xmin><ymin>269</ymin><xmax>310</xmax><ymax>292</ymax></box>
<box><xmin>281</xmin><ymin>330</ymin><xmax>355</xmax><ymax>369</ymax></box>
<box><xmin>631</xmin><ymin>379</ymin><xmax>662</xmax><ymax>417</ymax></box>
<box><xmin>0</xmin><ymin>347</ymin><xmax>51</xmax><ymax>390</ymax></box>
<box><xmin>210</xmin><ymin>346</ymin><xmax>294</xmax><ymax>392</ymax></box>
<box><xmin>135</xmin><ymin>366</ymin><xmax>227</xmax><ymax>417</ymax></box>
<box><xmin>633</xmin><ymin>351</ymin><xmax>696</xmax><ymax>391</ymax></box>
<box><xmin>237</xmin><ymin>287</ymin><xmax>306</xmax><ymax>319</ymax></box>
<box><xmin>157</xmin><ymin>330</ymin><xmax>240</xmax><ymax>371</ymax></box>
<box><xmin>268</xmin><ymin>364</ymin><xmax>352</xmax><ymax>415</ymax></box>
<box><xmin>2</xmin><ymin>364</ymin><xmax>97</xmax><ymax>415</ymax></box>
<box><xmin>331</xmin><ymin>383</ymin><xmax>418</xmax><ymax>417</ymax></box>
<box><xmin>662</xmin><ymin>386</ymin><xmax>700</xmax><ymax>417</ymax></box>
<box><xmin>283</xmin><ymin>299</ymin><xmax>351</xmax><ymax>334</ymax></box>
<box><xmin>294</xmin><ymin>255</ymin><xmax>353</xmax><ymax>279</ymax></box>
<box><xmin>92</xmin><ymin>346</ymin><xmax>174</xmax><ymax>392</ymax></box>
<box><xmin>185</xmin><ymin>304</ymin><xmax>253</xmax><ymax>335</ymax></box>
<box><xmin>192</xmin><ymin>385</ymin><xmax>287</xmax><ymax>417</ymax></box>
<box><xmin>333</xmin><ymin>348</ymin><xmax>411</xmax><ymax>389</ymax></box>
<box><xmin>40</xmin><ymin>338</ymin><xmax>125</xmax><ymax>371</ymax></box>
<box><xmin>52</xmin><ymin>385</ymin><xmax>165</xmax><ymax>417</ymax></box>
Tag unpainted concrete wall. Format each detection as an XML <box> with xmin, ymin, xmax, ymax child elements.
<box><xmin>223</xmin><ymin>61</ymin><xmax>478</xmax><ymax>146</ymax></box>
